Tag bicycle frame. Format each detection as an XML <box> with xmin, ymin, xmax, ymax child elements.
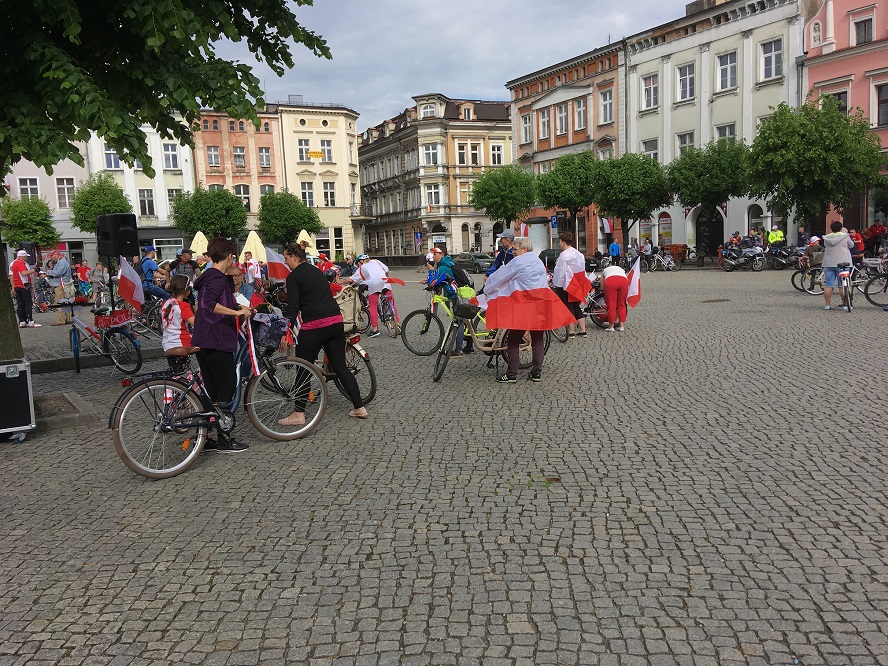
<box><xmin>431</xmin><ymin>292</ymin><xmax>491</xmax><ymax>338</ymax></box>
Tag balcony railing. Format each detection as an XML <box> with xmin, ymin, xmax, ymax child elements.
<box><xmin>350</xmin><ymin>203</ymin><xmax>374</xmax><ymax>217</ymax></box>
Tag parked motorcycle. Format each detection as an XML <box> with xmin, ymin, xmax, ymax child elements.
<box><xmin>765</xmin><ymin>244</ymin><xmax>804</xmax><ymax>270</ymax></box>
<box><xmin>721</xmin><ymin>245</ymin><xmax>765</xmax><ymax>272</ymax></box>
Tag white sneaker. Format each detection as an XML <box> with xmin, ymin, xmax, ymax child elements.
<box><xmin>27</xmin><ymin>321</ymin><xmax>42</xmax><ymax>328</ymax></box>
<box><xmin>616</xmin><ymin>325</ymin><xmax>625</xmax><ymax>332</ymax></box>
<box><xmin>604</xmin><ymin>327</ymin><xmax>615</xmax><ymax>332</ymax></box>
<box><xmin>18</xmin><ymin>322</ymin><xmax>26</xmax><ymax>328</ymax></box>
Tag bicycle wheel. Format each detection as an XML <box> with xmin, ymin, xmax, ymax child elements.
<box><xmin>146</xmin><ymin>303</ymin><xmax>163</xmax><ymax>336</ymax></box>
<box><xmin>401</xmin><ymin>309</ymin><xmax>445</xmax><ymax>356</ymax></box>
<box><xmin>357</xmin><ymin>306</ymin><xmax>371</xmax><ymax>334</ymax></box>
<box><xmin>790</xmin><ymin>269</ymin><xmax>807</xmax><ymax>292</ymax></box>
<box><xmin>640</xmin><ymin>260</ymin><xmax>649</xmax><ymax>274</ymax></box>
<box><xmin>333</xmin><ymin>342</ymin><xmax>377</xmax><ymax>405</ymax></box>
<box><xmin>649</xmin><ymin>259</ymin><xmax>659</xmax><ymax>272</ymax></box>
<box><xmin>803</xmin><ymin>268</ymin><xmax>825</xmax><ymax>295</ymax></box>
<box><xmin>69</xmin><ymin>326</ymin><xmax>83</xmax><ymax>355</ymax></box>
<box><xmin>246</xmin><ymin>357</ymin><xmax>327</xmax><ymax>440</ymax></box>
<box><xmin>671</xmin><ymin>258</ymin><xmax>682</xmax><ymax>271</ymax></box>
<box><xmin>379</xmin><ymin>298</ymin><xmax>398</xmax><ymax>337</ymax></box>
<box><xmin>551</xmin><ymin>325</ymin><xmax>569</xmax><ymax>343</ymax></box>
<box><xmin>102</xmin><ymin>329</ymin><xmax>143</xmax><ymax>375</ymax></box>
<box><xmin>588</xmin><ymin>294</ymin><xmax>608</xmax><ymax>329</ymax></box>
<box><xmin>112</xmin><ymin>378</ymin><xmax>207</xmax><ymax>479</ymax></box>
<box><xmin>864</xmin><ymin>274</ymin><xmax>888</xmax><ymax>307</ymax></box>
<box><xmin>432</xmin><ymin>324</ymin><xmax>456</xmax><ymax>382</ymax></box>
<box><xmin>686</xmin><ymin>249</ymin><xmax>698</xmax><ymax>262</ymax></box>
<box><xmin>845</xmin><ymin>276</ymin><xmax>854</xmax><ymax>311</ymax></box>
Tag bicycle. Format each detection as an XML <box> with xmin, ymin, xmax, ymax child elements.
<box><xmin>401</xmin><ymin>286</ymin><xmax>490</xmax><ymax>356</ymax></box>
<box><xmin>804</xmin><ymin>265</ymin><xmax>868</xmax><ymax>296</ymax></box>
<box><xmin>374</xmin><ymin>290</ymin><xmax>398</xmax><ymax>337</ymax></box>
<box><xmin>643</xmin><ymin>250</ymin><xmax>681</xmax><ymax>272</ymax></box>
<box><xmin>110</xmin><ymin>320</ymin><xmax>328</xmax><ymax>479</ymax></box>
<box><xmin>68</xmin><ymin>302</ymin><xmax>143</xmax><ymax>374</ymax></box>
<box><xmin>115</xmin><ymin>292</ymin><xmax>164</xmax><ymax>337</ymax></box>
<box><xmin>582</xmin><ymin>284</ymin><xmax>609</xmax><ymax>329</ymax></box>
<box><xmin>863</xmin><ymin>258</ymin><xmax>888</xmax><ymax>307</ymax></box>
<box><xmin>837</xmin><ymin>262</ymin><xmax>854</xmax><ymax>312</ymax></box>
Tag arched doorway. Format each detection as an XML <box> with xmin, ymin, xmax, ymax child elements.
<box><xmin>747</xmin><ymin>204</ymin><xmax>763</xmax><ymax>235</ymax></box>
<box><xmin>492</xmin><ymin>222</ymin><xmax>503</xmax><ymax>252</ymax></box>
<box><xmin>474</xmin><ymin>223</ymin><xmax>482</xmax><ymax>252</ymax></box>
<box><xmin>695</xmin><ymin>207</ymin><xmax>724</xmax><ymax>257</ymax></box>
<box><xmin>461</xmin><ymin>223</ymin><xmax>470</xmax><ymax>252</ymax></box>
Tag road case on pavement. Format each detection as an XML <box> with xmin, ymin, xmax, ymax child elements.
<box><xmin>0</xmin><ymin>360</ymin><xmax>36</xmax><ymax>435</ymax></box>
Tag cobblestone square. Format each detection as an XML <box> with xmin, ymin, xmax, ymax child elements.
<box><xmin>2</xmin><ymin>269</ymin><xmax>887</xmax><ymax>665</ymax></box>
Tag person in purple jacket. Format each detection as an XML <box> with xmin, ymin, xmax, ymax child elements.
<box><xmin>191</xmin><ymin>236</ymin><xmax>253</xmax><ymax>453</ymax></box>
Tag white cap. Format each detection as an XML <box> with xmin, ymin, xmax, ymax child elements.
<box><xmin>16</xmin><ymin>250</ymin><xmax>28</xmax><ymax>257</ymax></box>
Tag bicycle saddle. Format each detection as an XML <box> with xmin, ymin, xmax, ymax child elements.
<box><xmin>91</xmin><ymin>306</ymin><xmax>111</xmax><ymax>315</ymax></box>
<box><xmin>164</xmin><ymin>346</ymin><xmax>201</xmax><ymax>357</ymax></box>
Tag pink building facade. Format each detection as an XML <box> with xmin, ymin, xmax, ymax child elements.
<box><xmin>805</xmin><ymin>0</ymin><xmax>888</xmax><ymax>233</ymax></box>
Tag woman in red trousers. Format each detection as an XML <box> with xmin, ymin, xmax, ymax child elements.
<box><xmin>601</xmin><ymin>265</ymin><xmax>628</xmax><ymax>332</ymax></box>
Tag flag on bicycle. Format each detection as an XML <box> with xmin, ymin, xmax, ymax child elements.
<box><xmin>264</xmin><ymin>246</ymin><xmax>290</xmax><ymax>280</ymax></box>
<box><xmin>117</xmin><ymin>255</ymin><xmax>144</xmax><ymax>313</ymax></box>
<box><xmin>552</xmin><ymin>245</ymin><xmax>592</xmax><ymax>302</ymax></box>
<box><xmin>627</xmin><ymin>257</ymin><xmax>642</xmax><ymax>308</ymax></box>
<box><xmin>483</xmin><ymin>252</ymin><xmax>574</xmax><ymax>331</ymax></box>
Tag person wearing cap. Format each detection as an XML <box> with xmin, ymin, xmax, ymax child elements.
<box><xmin>767</xmin><ymin>225</ymin><xmax>785</xmax><ymax>248</ymax></box>
<box><xmin>317</xmin><ymin>253</ymin><xmax>335</xmax><ymax>273</ymax></box>
<box><xmin>140</xmin><ymin>245</ymin><xmax>170</xmax><ymax>300</ymax></box>
<box><xmin>485</xmin><ymin>229</ymin><xmax>515</xmax><ymax>281</ymax></box>
<box><xmin>425</xmin><ymin>247</ymin><xmax>473</xmax><ymax>356</ymax></box>
<box><xmin>10</xmin><ymin>250</ymin><xmax>40</xmax><ymax>328</ymax></box>
<box><xmin>46</xmin><ymin>250</ymin><xmax>73</xmax><ymax>325</ymax></box>
<box><xmin>347</xmin><ymin>253</ymin><xmax>399</xmax><ymax>338</ymax></box>
<box><xmin>170</xmin><ymin>248</ymin><xmax>200</xmax><ymax>282</ymax></box>
<box><xmin>728</xmin><ymin>231</ymin><xmax>741</xmax><ymax>247</ymax></box>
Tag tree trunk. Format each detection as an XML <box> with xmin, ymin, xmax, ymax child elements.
<box><xmin>0</xmin><ymin>153</ymin><xmax>26</xmax><ymax>362</ymax></box>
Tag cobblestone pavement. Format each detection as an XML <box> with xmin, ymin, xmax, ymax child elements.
<box><xmin>3</xmin><ymin>269</ymin><xmax>888</xmax><ymax>666</ymax></box>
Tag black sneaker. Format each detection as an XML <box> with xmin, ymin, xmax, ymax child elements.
<box><xmin>202</xmin><ymin>439</ymin><xmax>218</xmax><ymax>453</ymax></box>
<box><xmin>450</xmin><ymin>351</ymin><xmax>464</xmax><ymax>358</ymax></box>
<box><xmin>462</xmin><ymin>346</ymin><xmax>474</xmax><ymax>354</ymax></box>
<box><xmin>368</xmin><ymin>330</ymin><xmax>381</xmax><ymax>338</ymax></box>
<box><xmin>528</xmin><ymin>372</ymin><xmax>542</xmax><ymax>382</ymax></box>
<box><xmin>496</xmin><ymin>373</ymin><xmax>517</xmax><ymax>383</ymax></box>
<box><xmin>216</xmin><ymin>438</ymin><xmax>249</xmax><ymax>453</ymax></box>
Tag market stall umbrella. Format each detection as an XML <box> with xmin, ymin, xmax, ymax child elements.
<box><xmin>189</xmin><ymin>231</ymin><xmax>208</xmax><ymax>256</ymax></box>
<box><xmin>296</xmin><ymin>229</ymin><xmax>318</xmax><ymax>256</ymax></box>
<box><xmin>239</xmin><ymin>230</ymin><xmax>266</xmax><ymax>263</ymax></box>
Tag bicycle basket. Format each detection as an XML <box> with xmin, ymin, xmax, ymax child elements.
<box><xmin>453</xmin><ymin>299</ymin><xmax>480</xmax><ymax>319</ymax></box>
<box><xmin>335</xmin><ymin>287</ymin><xmax>359</xmax><ymax>328</ymax></box>
<box><xmin>252</xmin><ymin>313</ymin><xmax>289</xmax><ymax>349</ymax></box>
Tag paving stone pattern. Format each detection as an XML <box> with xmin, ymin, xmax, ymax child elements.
<box><xmin>2</xmin><ymin>269</ymin><xmax>888</xmax><ymax>665</ymax></box>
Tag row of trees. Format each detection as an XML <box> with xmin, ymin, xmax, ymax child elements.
<box><xmin>470</xmin><ymin>96</ymin><xmax>885</xmax><ymax>239</ymax></box>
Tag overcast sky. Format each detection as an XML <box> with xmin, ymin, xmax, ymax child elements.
<box><xmin>221</xmin><ymin>0</ymin><xmax>691</xmax><ymax>130</ymax></box>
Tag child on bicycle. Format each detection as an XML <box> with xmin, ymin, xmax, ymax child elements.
<box><xmin>425</xmin><ymin>248</ymin><xmax>472</xmax><ymax>356</ymax></box>
<box><xmin>161</xmin><ymin>275</ymin><xmax>195</xmax><ymax>357</ymax></box>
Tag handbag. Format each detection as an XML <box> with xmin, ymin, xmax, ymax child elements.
<box><xmin>61</xmin><ymin>278</ymin><xmax>76</xmax><ymax>300</ymax></box>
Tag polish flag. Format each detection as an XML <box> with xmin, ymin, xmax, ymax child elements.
<box><xmin>117</xmin><ymin>255</ymin><xmax>144</xmax><ymax>313</ymax></box>
<box><xmin>469</xmin><ymin>293</ymin><xmax>488</xmax><ymax>310</ymax></box>
<box><xmin>553</xmin><ymin>246</ymin><xmax>592</xmax><ymax>302</ymax></box>
<box><xmin>602</xmin><ymin>217</ymin><xmax>613</xmax><ymax>233</ymax></box>
<box><xmin>383</xmin><ymin>276</ymin><xmax>405</xmax><ymax>286</ymax></box>
<box><xmin>627</xmin><ymin>257</ymin><xmax>642</xmax><ymax>308</ymax></box>
<box><xmin>265</xmin><ymin>246</ymin><xmax>290</xmax><ymax>280</ymax></box>
<box><xmin>484</xmin><ymin>253</ymin><xmax>575</xmax><ymax>330</ymax></box>
<box><xmin>519</xmin><ymin>222</ymin><xmax>528</xmax><ymax>237</ymax></box>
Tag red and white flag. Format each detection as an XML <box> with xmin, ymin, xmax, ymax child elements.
<box><xmin>627</xmin><ymin>257</ymin><xmax>642</xmax><ymax>308</ymax></box>
<box><xmin>265</xmin><ymin>246</ymin><xmax>290</xmax><ymax>280</ymax></box>
<box><xmin>117</xmin><ymin>255</ymin><xmax>144</xmax><ymax>313</ymax></box>
<box><xmin>519</xmin><ymin>222</ymin><xmax>529</xmax><ymax>237</ymax></box>
<box><xmin>553</xmin><ymin>246</ymin><xmax>592</xmax><ymax>303</ymax></box>
<box><xmin>601</xmin><ymin>217</ymin><xmax>613</xmax><ymax>233</ymax></box>
<box><xmin>484</xmin><ymin>253</ymin><xmax>575</xmax><ymax>331</ymax></box>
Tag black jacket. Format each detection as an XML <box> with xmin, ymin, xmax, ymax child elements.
<box><xmin>284</xmin><ymin>263</ymin><xmax>341</xmax><ymax>325</ymax></box>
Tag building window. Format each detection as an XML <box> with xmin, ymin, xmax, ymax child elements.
<box><xmin>678</xmin><ymin>63</ymin><xmax>695</xmax><ymax>101</ymax></box>
<box><xmin>539</xmin><ymin>161</ymin><xmax>550</xmax><ymax>174</ymax></box>
<box><xmin>104</xmin><ymin>143</ymin><xmax>121</xmax><ymax>169</ymax></box>
<box><xmin>598</xmin><ymin>147</ymin><xmax>614</xmax><ymax>160</ymax></box>
<box><xmin>19</xmin><ymin>178</ymin><xmax>38</xmax><ymax>199</ymax></box>
<box><xmin>207</xmin><ymin>146</ymin><xmax>220</xmax><ymax>167</ymax></box>
<box><xmin>426</xmin><ymin>184</ymin><xmax>440</xmax><ymax>206</ymax></box>
<box><xmin>348</xmin><ymin>142</ymin><xmax>355</xmax><ymax>164</ymax></box>
<box><xmin>539</xmin><ymin>108</ymin><xmax>550</xmax><ymax>139</ymax></box>
<box><xmin>260</xmin><ymin>184</ymin><xmax>275</xmax><ymax>196</ymax></box>
<box><xmin>235</xmin><ymin>184</ymin><xmax>250</xmax><ymax>211</ymax></box>
<box><xmin>301</xmin><ymin>182</ymin><xmax>314</xmax><ymax>207</ymax></box>
<box><xmin>599</xmin><ymin>90</ymin><xmax>613</xmax><ymax>123</ymax></box>
<box><xmin>556</xmin><ymin>103</ymin><xmax>567</xmax><ymax>135</ymax></box>
<box><xmin>830</xmin><ymin>91</ymin><xmax>849</xmax><ymax>114</ymax></box>
<box><xmin>463</xmin><ymin>108</ymin><xmax>471</xmax><ymax>120</ymax></box>
<box><xmin>323</xmin><ymin>182</ymin><xmax>336</xmax><ymax>207</ymax></box>
<box><xmin>208</xmin><ymin>184</ymin><xmax>224</xmax><ymax>191</ymax></box>
<box><xmin>163</xmin><ymin>143</ymin><xmax>179</xmax><ymax>169</ymax></box>
<box><xmin>716</xmin><ymin>123</ymin><xmax>736</xmax><ymax>139</ymax></box>
<box><xmin>258</xmin><ymin>146</ymin><xmax>271</xmax><ymax>168</ymax></box>
<box><xmin>424</xmin><ymin>144</ymin><xmax>438</xmax><ymax>165</ymax></box>
<box><xmin>761</xmin><ymin>39</ymin><xmax>783</xmax><ymax>80</ymax></box>
<box><xmin>233</xmin><ymin>146</ymin><xmax>245</xmax><ymax>168</ymax></box>
<box><xmin>521</xmin><ymin>114</ymin><xmax>532</xmax><ymax>143</ymax></box>
<box><xmin>321</xmin><ymin>139</ymin><xmax>332</xmax><ymax>162</ymax></box>
<box><xmin>677</xmin><ymin>131</ymin><xmax>695</xmax><ymax>155</ymax></box>
<box><xmin>238</xmin><ymin>120</ymin><xmax>245</xmax><ymax>132</ymax></box>
<box><xmin>212</xmin><ymin>120</ymin><xmax>218</xmax><ymax>131</ymax></box>
<box><xmin>642</xmin><ymin>139</ymin><xmax>658</xmax><ymax>161</ymax></box>
<box><xmin>421</xmin><ymin>104</ymin><xmax>435</xmax><ymax>118</ymax></box>
<box><xmin>298</xmin><ymin>139</ymin><xmax>310</xmax><ymax>161</ymax></box>
<box><xmin>202</xmin><ymin>119</ymin><xmax>209</xmax><ymax>131</ymax></box>
<box><xmin>138</xmin><ymin>189</ymin><xmax>155</xmax><ymax>216</ymax></box>
<box><xmin>167</xmin><ymin>188</ymin><xmax>181</xmax><ymax>211</ymax></box>
<box><xmin>718</xmin><ymin>52</ymin><xmax>737</xmax><ymax>90</ymax></box>
<box><xmin>470</xmin><ymin>143</ymin><xmax>480</xmax><ymax>166</ymax></box>
<box><xmin>350</xmin><ymin>183</ymin><xmax>357</xmax><ymax>206</ymax></box>
<box><xmin>56</xmin><ymin>178</ymin><xmax>75</xmax><ymax>208</ymax></box>
<box><xmin>575</xmin><ymin>98</ymin><xmax>587</xmax><ymax>130</ymax></box>
<box><xmin>458</xmin><ymin>143</ymin><xmax>467</xmax><ymax>165</ymax></box>
<box><xmin>229</xmin><ymin>120</ymin><xmax>236</xmax><ymax>131</ymax></box>
<box><xmin>877</xmin><ymin>85</ymin><xmax>888</xmax><ymax>126</ymax></box>
<box><xmin>642</xmin><ymin>74</ymin><xmax>659</xmax><ymax>109</ymax></box>
<box><xmin>264</xmin><ymin>122</ymin><xmax>270</xmax><ymax>133</ymax></box>
<box><xmin>855</xmin><ymin>18</ymin><xmax>873</xmax><ymax>45</ymax></box>
<box><xmin>491</xmin><ymin>144</ymin><xmax>503</xmax><ymax>166</ymax></box>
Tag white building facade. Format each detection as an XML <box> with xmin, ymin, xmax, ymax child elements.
<box><xmin>625</xmin><ymin>0</ymin><xmax>804</xmax><ymax>252</ymax></box>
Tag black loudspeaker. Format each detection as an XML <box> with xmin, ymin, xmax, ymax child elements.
<box><xmin>97</xmin><ymin>214</ymin><xmax>139</xmax><ymax>259</ymax></box>
<box><xmin>18</xmin><ymin>242</ymin><xmax>37</xmax><ymax>265</ymax></box>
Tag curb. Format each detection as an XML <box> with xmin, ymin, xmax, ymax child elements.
<box><xmin>29</xmin><ymin>347</ymin><xmax>165</xmax><ymax>375</ymax></box>
<box><xmin>33</xmin><ymin>392</ymin><xmax>103</xmax><ymax>433</ymax></box>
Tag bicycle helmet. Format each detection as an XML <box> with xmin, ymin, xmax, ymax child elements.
<box><xmin>324</xmin><ymin>269</ymin><xmax>338</xmax><ymax>283</ymax></box>
<box><xmin>356</xmin><ymin>253</ymin><xmax>369</xmax><ymax>261</ymax></box>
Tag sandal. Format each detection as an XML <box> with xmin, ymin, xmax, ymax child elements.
<box><xmin>276</xmin><ymin>415</ymin><xmax>306</xmax><ymax>426</ymax></box>
<box><xmin>349</xmin><ymin>409</ymin><xmax>369</xmax><ymax>419</ymax></box>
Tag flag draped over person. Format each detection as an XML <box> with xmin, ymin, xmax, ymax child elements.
<box><xmin>552</xmin><ymin>244</ymin><xmax>592</xmax><ymax>303</ymax></box>
<box><xmin>117</xmin><ymin>255</ymin><xmax>144</xmax><ymax>312</ymax></box>
<box><xmin>264</xmin><ymin>246</ymin><xmax>290</xmax><ymax>280</ymax></box>
<box><xmin>627</xmin><ymin>257</ymin><xmax>642</xmax><ymax>308</ymax></box>
<box><xmin>484</xmin><ymin>252</ymin><xmax>574</xmax><ymax>330</ymax></box>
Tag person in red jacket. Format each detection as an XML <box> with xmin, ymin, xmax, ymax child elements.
<box><xmin>10</xmin><ymin>250</ymin><xmax>40</xmax><ymax>328</ymax></box>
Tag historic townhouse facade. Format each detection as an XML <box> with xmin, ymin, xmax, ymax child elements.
<box><xmin>275</xmin><ymin>99</ymin><xmax>364</xmax><ymax>259</ymax></box>
<box><xmin>3</xmin><ymin>145</ymin><xmax>92</xmax><ymax>265</ymax></box>
<box><xmin>804</xmin><ymin>0</ymin><xmax>888</xmax><ymax>233</ymax></box>
<box><xmin>625</xmin><ymin>0</ymin><xmax>804</xmax><ymax>252</ymax></box>
<box><xmin>359</xmin><ymin>94</ymin><xmax>512</xmax><ymax>257</ymax></box>
<box><xmin>506</xmin><ymin>44</ymin><xmax>624</xmax><ymax>254</ymax></box>
<box><xmin>85</xmin><ymin>128</ymin><xmax>196</xmax><ymax>260</ymax></box>
<box><xmin>192</xmin><ymin>110</ymin><xmax>283</xmax><ymax>228</ymax></box>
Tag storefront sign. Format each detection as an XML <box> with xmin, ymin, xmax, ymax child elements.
<box><xmin>432</xmin><ymin>235</ymin><xmax>446</xmax><ymax>244</ymax></box>
<box><xmin>307</xmin><ymin>151</ymin><xmax>324</xmax><ymax>159</ymax></box>
<box><xmin>658</xmin><ymin>212</ymin><xmax>672</xmax><ymax>245</ymax></box>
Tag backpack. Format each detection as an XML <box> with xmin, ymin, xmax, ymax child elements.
<box><xmin>450</xmin><ymin>264</ymin><xmax>474</xmax><ymax>289</ymax></box>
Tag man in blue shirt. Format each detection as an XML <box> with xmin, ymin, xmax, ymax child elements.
<box><xmin>47</xmin><ymin>250</ymin><xmax>73</xmax><ymax>325</ymax></box>
<box><xmin>484</xmin><ymin>229</ymin><xmax>514</xmax><ymax>283</ymax></box>
<box><xmin>140</xmin><ymin>245</ymin><xmax>170</xmax><ymax>300</ymax></box>
<box><xmin>608</xmin><ymin>238</ymin><xmax>621</xmax><ymax>263</ymax></box>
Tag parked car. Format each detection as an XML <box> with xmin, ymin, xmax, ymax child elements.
<box><xmin>538</xmin><ymin>249</ymin><xmax>561</xmax><ymax>270</ymax></box>
<box><xmin>454</xmin><ymin>252</ymin><xmax>494</xmax><ymax>274</ymax></box>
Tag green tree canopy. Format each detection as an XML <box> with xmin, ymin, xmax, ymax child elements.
<box><xmin>589</xmin><ymin>153</ymin><xmax>671</xmax><ymax>231</ymax></box>
<box><xmin>257</xmin><ymin>189</ymin><xmax>322</xmax><ymax>247</ymax></box>
<box><xmin>70</xmin><ymin>172</ymin><xmax>133</xmax><ymax>233</ymax></box>
<box><xmin>0</xmin><ymin>196</ymin><xmax>61</xmax><ymax>248</ymax></box>
<box><xmin>172</xmin><ymin>188</ymin><xmax>248</xmax><ymax>240</ymax></box>
<box><xmin>469</xmin><ymin>164</ymin><xmax>537</xmax><ymax>226</ymax></box>
<box><xmin>0</xmin><ymin>0</ymin><xmax>330</xmax><ymax>183</ymax></box>
<box><xmin>667</xmin><ymin>139</ymin><xmax>750</xmax><ymax>212</ymax></box>
<box><xmin>537</xmin><ymin>151</ymin><xmax>598</xmax><ymax>229</ymax></box>
<box><xmin>748</xmin><ymin>96</ymin><xmax>884</xmax><ymax>225</ymax></box>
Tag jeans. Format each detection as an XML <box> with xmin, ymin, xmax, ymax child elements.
<box><xmin>144</xmin><ymin>283</ymin><xmax>170</xmax><ymax>300</ymax></box>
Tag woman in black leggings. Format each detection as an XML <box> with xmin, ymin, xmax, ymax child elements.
<box><xmin>276</xmin><ymin>243</ymin><xmax>368</xmax><ymax>425</ymax></box>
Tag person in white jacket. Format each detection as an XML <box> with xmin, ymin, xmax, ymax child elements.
<box><xmin>551</xmin><ymin>232</ymin><xmax>589</xmax><ymax>336</ymax></box>
<box><xmin>349</xmin><ymin>254</ymin><xmax>399</xmax><ymax>337</ymax></box>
